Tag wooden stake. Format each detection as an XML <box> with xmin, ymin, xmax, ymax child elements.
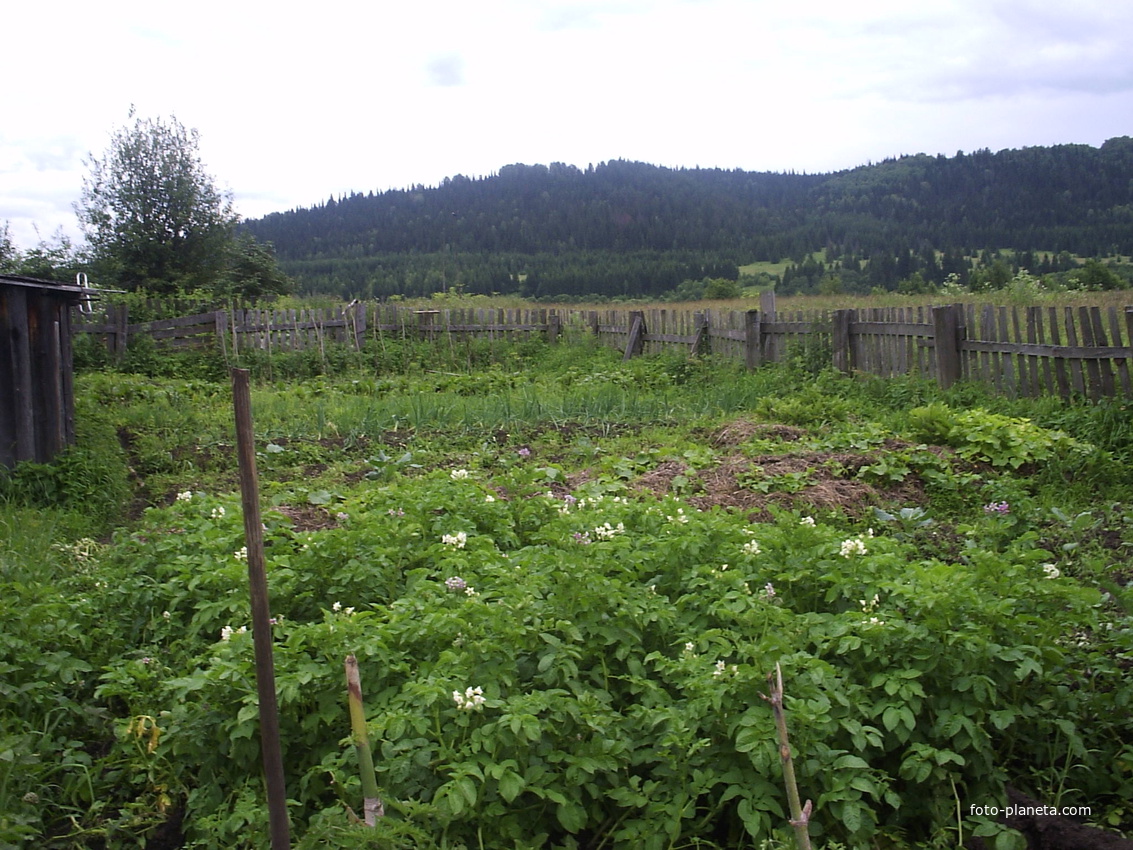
<box><xmin>345</xmin><ymin>654</ymin><xmax>384</xmax><ymax>825</ymax></box>
<box><xmin>762</xmin><ymin>663</ymin><xmax>812</xmax><ymax>850</ymax></box>
<box><xmin>231</xmin><ymin>368</ymin><xmax>291</xmax><ymax>850</ymax></box>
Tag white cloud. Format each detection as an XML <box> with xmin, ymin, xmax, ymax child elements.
<box><xmin>426</xmin><ymin>54</ymin><xmax>468</xmax><ymax>87</ymax></box>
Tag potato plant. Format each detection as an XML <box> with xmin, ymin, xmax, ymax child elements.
<box><xmin>2</xmin><ymin>339</ymin><xmax>1131</xmax><ymax>849</ymax></box>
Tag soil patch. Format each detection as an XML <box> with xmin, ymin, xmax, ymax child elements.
<box><xmin>272</xmin><ymin>504</ymin><xmax>341</xmax><ymax>532</ymax></box>
<box><xmin>707</xmin><ymin>420</ymin><xmax>807</xmax><ymax>447</ymax></box>
<box><xmin>628</xmin><ymin>449</ymin><xmax>924</xmax><ymax>519</ymax></box>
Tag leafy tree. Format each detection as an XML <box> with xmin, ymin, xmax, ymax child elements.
<box><xmin>215</xmin><ymin>234</ymin><xmax>294</xmax><ymax>299</ymax></box>
<box><xmin>897</xmin><ymin>271</ymin><xmax>936</xmax><ymax>295</ymax></box>
<box><xmin>970</xmin><ymin>258</ymin><xmax>1013</xmax><ymax>291</ymax></box>
<box><xmin>1073</xmin><ymin>258</ymin><xmax>1124</xmax><ymax>291</ymax></box>
<box><xmin>76</xmin><ymin>108</ymin><xmax>237</xmax><ymax>295</ymax></box>
<box><xmin>702</xmin><ymin>277</ymin><xmax>740</xmax><ymax>299</ymax></box>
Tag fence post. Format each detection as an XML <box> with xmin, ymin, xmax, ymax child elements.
<box><xmin>760</xmin><ymin>290</ymin><xmax>777</xmax><ymax>316</ymax></box>
<box><xmin>416</xmin><ymin>310</ymin><xmax>439</xmax><ymax>340</ymax></box>
<box><xmin>744</xmin><ymin>309</ymin><xmax>762</xmax><ymax>370</ymax></box>
<box><xmin>349</xmin><ymin>301</ymin><xmax>367</xmax><ymax>351</ymax></box>
<box><xmin>231</xmin><ymin>369</ymin><xmax>291</xmax><ymax>850</ymax></box>
<box><xmin>547</xmin><ymin>311</ymin><xmax>561</xmax><ymax>345</ymax></box>
<box><xmin>1125</xmin><ymin>307</ymin><xmax>1133</xmax><ymax>366</ymax></box>
<box><xmin>112</xmin><ymin>303</ymin><xmax>129</xmax><ymax>362</ymax></box>
<box><xmin>623</xmin><ymin>311</ymin><xmax>646</xmax><ymax>361</ymax></box>
<box><xmin>215</xmin><ymin>310</ymin><xmax>229</xmax><ymax>364</ymax></box>
<box><xmin>933</xmin><ymin>304</ymin><xmax>962</xmax><ymax>389</ymax></box>
<box><xmin>832</xmin><ymin>309</ymin><xmax>855</xmax><ymax>374</ymax></box>
<box><xmin>690</xmin><ymin>311</ymin><xmax>708</xmax><ymax>357</ymax></box>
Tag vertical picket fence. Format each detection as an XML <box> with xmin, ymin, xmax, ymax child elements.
<box><xmin>72</xmin><ymin>301</ymin><xmax>1133</xmax><ymax>401</ymax></box>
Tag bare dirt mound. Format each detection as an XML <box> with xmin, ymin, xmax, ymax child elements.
<box><xmin>708</xmin><ymin>420</ymin><xmax>807</xmax><ymax>447</ymax></box>
<box><xmin>272</xmin><ymin>504</ymin><xmax>341</xmax><ymax>531</ymax></box>
<box><xmin>630</xmin><ymin>449</ymin><xmax>923</xmax><ymax>519</ymax></box>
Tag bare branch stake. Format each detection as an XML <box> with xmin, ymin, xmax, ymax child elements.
<box><xmin>345</xmin><ymin>654</ymin><xmax>384</xmax><ymax>825</ymax></box>
<box><xmin>761</xmin><ymin>662</ymin><xmax>813</xmax><ymax>850</ymax></box>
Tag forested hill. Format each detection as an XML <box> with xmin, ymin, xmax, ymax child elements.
<box><xmin>243</xmin><ymin>138</ymin><xmax>1133</xmax><ymax>300</ymax></box>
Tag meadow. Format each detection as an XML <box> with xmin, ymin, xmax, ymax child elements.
<box><xmin>1</xmin><ymin>329</ymin><xmax>1131</xmax><ymax>849</ymax></box>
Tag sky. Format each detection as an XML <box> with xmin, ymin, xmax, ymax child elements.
<box><xmin>3</xmin><ymin>0</ymin><xmax>1132</xmax><ymax>250</ymax></box>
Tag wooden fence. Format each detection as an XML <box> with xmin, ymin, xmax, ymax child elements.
<box><xmin>72</xmin><ymin>301</ymin><xmax>1133</xmax><ymax>401</ymax></box>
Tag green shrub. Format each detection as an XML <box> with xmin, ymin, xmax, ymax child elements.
<box><xmin>907</xmin><ymin>404</ymin><xmax>1094</xmax><ymax>470</ymax></box>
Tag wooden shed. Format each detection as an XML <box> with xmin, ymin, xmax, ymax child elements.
<box><xmin>0</xmin><ymin>274</ymin><xmax>86</xmax><ymax>468</ymax></box>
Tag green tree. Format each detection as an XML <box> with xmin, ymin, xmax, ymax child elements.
<box><xmin>215</xmin><ymin>234</ymin><xmax>294</xmax><ymax>299</ymax></box>
<box><xmin>1073</xmin><ymin>258</ymin><xmax>1124</xmax><ymax>291</ymax></box>
<box><xmin>76</xmin><ymin>108</ymin><xmax>237</xmax><ymax>295</ymax></box>
<box><xmin>702</xmin><ymin>277</ymin><xmax>740</xmax><ymax>299</ymax></box>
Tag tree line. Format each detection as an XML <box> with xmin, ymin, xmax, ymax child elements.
<box><xmin>243</xmin><ymin>140</ymin><xmax>1133</xmax><ymax>299</ymax></box>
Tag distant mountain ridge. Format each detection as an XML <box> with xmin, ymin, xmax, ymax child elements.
<box><xmin>243</xmin><ymin>138</ymin><xmax>1133</xmax><ymax>299</ymax></box>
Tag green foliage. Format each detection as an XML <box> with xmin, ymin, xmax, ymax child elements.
<box><xmin>782</xmin><ymin>325</ymin><xmax>834</xmax><ymax>378</ymax></box>
<box><xmin>0</xmin><ymin>224</ymin><xmax>85</xmax><ymax>281</ymax></box>
<box><xmin>0</xmin><ymin>405</ymin><xmax>131</xmax><ymax>534</ymax></box>
<box><xmin>23</xmin><ymin>477</ymin><xmax>1127</xmax><ymax>849</ymax></box>
<box><xmin>76</xmin><ymin>108</ymin><xmax>291</xmax><ymax>300</ymax></box>
<box><xmin>3</xmin><ymin>344</ymin><xmax>1133</xmax><ymax>848</ymax></box>
<box><xmin>907</xmin><ymin>404</ymin><xmax>1094</xmax><ymax>470</ymax></box>
<box><xmin>215</xmin><ymin>233</ymin><xmax>294</xmax><ymax>300</ymax></box>
<box><xmin>77</xmin><ymin>108</ymin><xmax>237</xmax><ymax>294</ymax></box>
<box><xmin>1072</xmin><ymin>259</ymin><xmax>1125</xmax><ymax>291</ymax></box>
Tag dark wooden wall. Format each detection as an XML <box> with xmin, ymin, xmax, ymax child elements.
<box><xmin>1</xmin><ymin>282</ymin><xmax>79</xmax><ymax>468</ymax></box>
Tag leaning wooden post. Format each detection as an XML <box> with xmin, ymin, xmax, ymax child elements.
<box><xmin>345</xmin><ymin>655</ymin><xmax>384</xmax><ymax>825</ymax></box>
<box><xmin>623</xmin><ymin>311</ymin><xmax>646</xmax><ymax>361</ymax></box>
<box><xmin>744</xmin><ymin>309</ymin><xmax>762</xmax><ymax>370</ymax></box>
<box><xmin>215</xmin><ymin>310</ymin><xmax>230</xmax><ymax>368</ymax></box>
<box><xmin>832</xmin><ymin>309</ymin><xmax>855</xmax><ymax>374</ymax></box>
<box><xmin>932</xmin><ymin>303</ymin><xmax>962</xmax><ymax>389</ymax></box>
<box><xmin>231</xmin><ymin>368</ymin><xmax>291</xmax><ymax>850</ymax></box>
<box><xmin>762</xmin><ymin>663</ymin><xmax>812</xmax><ymax>850</ymax></box>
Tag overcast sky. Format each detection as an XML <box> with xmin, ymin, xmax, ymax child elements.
<box><xmin>3</xmin><ymin>0</ymin><xmax>1131</xmax><ymax>250</ymax></box>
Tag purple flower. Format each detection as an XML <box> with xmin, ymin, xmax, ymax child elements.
<box><xmin>445</xmin><ymin>576</ymin><xmax>468</xmax><ymax>591</ymax></box>
<box><xmin>518</xmin><ymin>447</ymin><xmax>531</xmax><ymax>458</ymax></box>
<box><xmin>983</xmin><ymin>501</ymin><xmax>1010</xmax><ymax>514</ymax></box>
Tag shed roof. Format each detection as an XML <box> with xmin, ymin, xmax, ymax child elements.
<box><xmin>1</xmin><ymin>273</ymin><xmax>87</xmax><ymax>294</ymax></box>
<box><xmin>0</xmin><ymin>273</ymin><xmax>86</xmax><ymax>302</ymax></box>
